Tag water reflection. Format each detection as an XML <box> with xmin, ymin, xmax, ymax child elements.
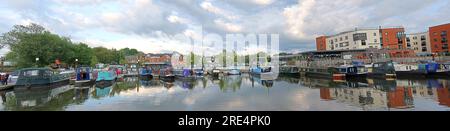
<box><xmin>0</xmin><ymin>74</ymin><xmax>449</xmax><ymax>111</ymax></box>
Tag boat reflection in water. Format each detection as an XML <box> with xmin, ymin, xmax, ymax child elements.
<box><xmin>0</xmin><ymin>74</ymin><xmax>449</xmax><ymax>111</ymax></box>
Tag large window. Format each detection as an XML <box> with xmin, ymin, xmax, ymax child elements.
<box><xmin>23</xmin><ymin>70</ymin><xmax>39</xmax><ymax>76</ymax></box>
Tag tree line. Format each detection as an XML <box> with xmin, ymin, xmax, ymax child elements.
<box><xmin>0</xmin><ymin>23</ymin><xmax>141</xmax><ymax>69</ymax></box>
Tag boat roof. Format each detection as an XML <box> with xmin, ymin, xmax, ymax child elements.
<box><xmin>17</xmin><ymin>67</ymin><xmax>53</xmax><ymax>71</ymax></box>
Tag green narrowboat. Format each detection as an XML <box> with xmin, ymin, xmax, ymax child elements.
<box><xmin>15</xmin><ymin>68</ymin><xmax>70</xmax><ymax>88</ymax></box>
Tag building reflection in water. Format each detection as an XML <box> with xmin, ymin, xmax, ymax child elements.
<box><xmin>312</xmin><ymin>77</ymin><xmax>450</xmax><ymax>110</ymax></box>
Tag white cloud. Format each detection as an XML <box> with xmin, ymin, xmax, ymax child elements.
<box><xmin>250</xmin><ymin>0</ymin><xmax>275</xmax><ymax>6</ymax></box>
<box><xmin>200</xmin><ymin>1</ymin><xmax>239</xmax><ymax>20</ymax></box>
<box><xmin>214</xmin><ymin>19</ymin><xmax>242</xmax><ymax>32</ymax></box>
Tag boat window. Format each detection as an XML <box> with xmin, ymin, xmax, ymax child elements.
<box><xmin>23</xmin><ymin>70</ymin><xmax>39</xmax><ymax>76</ymax></box>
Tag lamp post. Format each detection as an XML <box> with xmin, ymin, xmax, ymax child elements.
<box><xmin>75</xmin><ymin>59</ymin><xmax>78</xmax><ymax>69</ymax></box>
<box><xmin>137</xmin><ymin>59</ymin><xmax>140</xmax><ymax>76</ymax></box>
<box><xmin>35</xmin><ymin>58</ymin><xmax>39</xmax><ymax>67</ymax></box>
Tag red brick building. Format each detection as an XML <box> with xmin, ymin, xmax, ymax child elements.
<box><xmin>315</xmin><ymin>36</ymin><xmax>327</xmax><ymax>51</ymax></box>
<box><xmin>380</xmin><ymin>27</ymin><xmax>406</xmax><ymax>49</ymax></box>
<box><xmin>429</xmin><ymin>23</ymin><xmax>450</xmax><ymax>54</ymax></box>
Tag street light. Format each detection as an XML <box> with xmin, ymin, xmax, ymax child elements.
<box><xmin>35</xmin><ymin>57</ymin><xmax>39</xmax><ymax>67</ymax></box>
<box><xmin>75</xmin><ymin>59</ymin><xmax>78</xmax><ymax>69</ymax></box>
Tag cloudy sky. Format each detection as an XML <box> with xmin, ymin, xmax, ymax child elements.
<box><xmin>1</xmin><ymin>0</ymin><xmax>450</xmax><ymax>55</ymax></box>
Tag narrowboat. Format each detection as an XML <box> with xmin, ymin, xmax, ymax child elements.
<box><xmin>421</xmin><ymin>61</ymin><xmax>450</xmax><ymax>77</ymax></box>
<box><xmin>228</xmin><ymin>69</ymin><xmax>241</xmax><ymax>75</ymax></box>
<box><xmin>74</xmin><ymin>67</ymin><xmax>95</xmax><ymax>87</ymax></box>
<box><xmin>368</xmin><ymin>61</ymin><xmax>396</xmax><ymax>79</ymax></box>
<box><xmin>393</xmin><ymin>63</ymin><xmax>424</xmax><ymax>78</ymax></box>
<box><xmin>194</xmin><ymin>69</ymin><xmax>205</xmax><ymax>77</ymax></box>
<box><xmin>336</xmin><ymin>65</ymin><xmax>368</xmax><ymax>80</ymax></box>
<box><xmin>139</xmin><ymin>67</ymin><xmax>153</xmax><ymax>78</ymax></box>
<box><xmin>15</xmin><ymin>68</ymin><xmax>71</xmax><ymax>88</ymax></box>
<box><xmin>279</xmin><ymin>66</ymin><xmax>299</xmax><ymax>77</ymax></box>
<box><xmin>211</xmin><ymin>68</ymin><xmax>221</xmax><ymax>78</ymax></box>
<box><xmin>304</xmin><ymin>67</ymin><xmax>346</xmax><ymax>81</ymax></box>
<box><xmin>160</xmin><ymin>68</ymin><xmax>175</xmax><ymax>82</ymax></box>
<box><xmin>249</xmin><ymin>67</ymin><xmax>276</xmax><ymax>81</ymax></box>
<box><xmin>95</xmin><ymin>70</ymin><xmax>116</xmax><ymax>87</ymax></box>
<box><xmin>176</xmin><ymin>69</ymin><xmax>196</xmax><ymax>81</ymax></box>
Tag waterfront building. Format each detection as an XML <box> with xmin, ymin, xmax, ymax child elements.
<box><xmin>317</xmin><ymin>28</ymin><xmax>382</xmax><ymax>51</ymax></box>
<box><xmin>380</xmin><ymin>27</ymin><xmax>407</xmax><ymax>49</ymax></box>
<box><xmin>406</xmin><ymin>32</ymin><xmax>432</xmax><ymax>55</ymax></box>
<box><xmin>429</xmin><ymin>23</ymin><xmax>450</xmax><ymax>54</ymax></box>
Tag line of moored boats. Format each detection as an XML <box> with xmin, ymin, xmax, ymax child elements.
<box><xmin>293</xmin><ymin>60</ymin><xmax>450</xmax><ymax>81</ymax></box>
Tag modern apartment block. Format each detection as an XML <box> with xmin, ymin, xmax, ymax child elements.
<box><xmin>429</xmin><ymin>23</ymin><xmax>450</xmax><ymax>54</ymax></box>
<box><xmin>318</xmin><ymin>28</ymin><xmax>382</xmax><ymax>51</ymax></box>
<box><xmin>406</xmin><ymin>32</ymin><xmax>431</xmax><ymax>54</ymax></box>
<box><xmin>316</xmin><ymin>23</ymin><xmax>450</xmax><ymax>55</ymax></box>
<box><xmin>380</xmin><ymin>27</ymin><xmax>407</xmax><ymax>49</ymax></box>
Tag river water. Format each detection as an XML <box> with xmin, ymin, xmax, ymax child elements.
<box><xmin>1</xmin><ymin>74</ymin><xmax>449</xmax><ymax>111</ymax></box>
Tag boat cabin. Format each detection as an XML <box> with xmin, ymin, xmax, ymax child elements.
<box><xmin>76</xmin><ymin>67</ymin><xmax>91</xmax><ymax>81</ymax></box>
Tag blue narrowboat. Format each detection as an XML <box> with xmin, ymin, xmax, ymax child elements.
<box><xmin>95</xmin><ymin>70</ymin><xmax>116</xmax><ymax>87</ymax></box>
<box><xmin>140</xmin><ymin>67</ymin><xmax>153</xmax><ymax>78</ymax></box>
<box><xmin>74</xmin><ymin>67</ymin><xmax>95</xmax><ymax>87</ymax></box>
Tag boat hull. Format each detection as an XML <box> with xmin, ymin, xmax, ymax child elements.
<box><xmin>95</xmin><ymin>80</ymin><xmax>114</xmax><ymax>88</ymax></box>
<box><xmin>74</xmin><ymin>79</ymin><xmax>95</xmax><ymax>87</ymax></box>
<box><xmin>14</xmin><ymin>79</ymin><xmax>70</xmax><ymax>89</ymax></box>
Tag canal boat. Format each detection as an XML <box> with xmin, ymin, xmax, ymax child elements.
<box><xmin>194</xmin><ymin>69</ymin><xmax>205</xmax><ymax>77</ymax></box>
<box><xmin>433</xmin><ymin>62</ymin><xmax>450</xmax><ymax>77</ymax></box>
<box><xmin>139</xmin><ymin>67</ymin><xmax>153</xmax><ymax>78</ymax></box>
<box><xmin>393</xmin><ymin>63</ymin><xmax>423</xmax><ymax>78</ymax></box>
<box><xmin>422</xmin><ymin>61</ymin><xmax>450</xmax><ymax>77</ymax></box>
<box><xmin>15</xmin><ymin>68</ymin><xmax>71</xmax><ymax>88</ymax></box>
<box><xmin>160</xmin><ymin>68</ymin><xmax>175</xmax><ymax>82</ymax></box>
<box><xmin>279</xmin><ymin>66</ymin><xmax>299</xmax><ymax>77</ymax></box>
<box><xmin>228</xmin><ymin>69</ymin><xmax>241</xmax><ymax>75</ymax></box>
<box><xmin>74</xmin><ymin>66</ymin><xmax>95</xmax><ymax>87</ymax></box>
<box><xmin>250</xmin><ymin>66</ymin><xmax>276</xmax><ymax>80</ymax></box>
<box><xmin>303</xmin><ymin>67</ymin><xmax>346</xmax><ymax>81</ymax></box>
<box><xmin>95</xmin><ymin>70</ymin><xmax>116</xmax><ymax>87</ymax></box>
<box><xmin>176</xmin><ymin>69</ymin><xmax>196</xmax><ymax>81</ymax></box>
<box><xmin>368</xmin><ymin>61</ymin><xmax>396</xmax><ymax>79</ymax></box>
<box><xmin>211</xmin><ymin>68</ymin><xmax>221</xmax><ymax>78</ymax></box>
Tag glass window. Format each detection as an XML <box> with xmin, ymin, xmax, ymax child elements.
<box><xmin>23</xmin><ymin>70</ymin><xmax>39</xmax><ymax>76</ymax></box>
<box><xmin>374</xmin><ymin>33</ymin><xmax>377</xmax><ymax>36</ymax></box>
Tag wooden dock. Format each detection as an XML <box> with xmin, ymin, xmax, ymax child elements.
<box><xmin>0</xmin><ymin>84</ymin><xmax>14</xmax><ymax>91</ymax></box>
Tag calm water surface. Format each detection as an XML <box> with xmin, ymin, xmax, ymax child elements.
<box><xmin>1</xmin><ymin>74</ymin><xmax>449</xmax><ymax>111</ymax></box>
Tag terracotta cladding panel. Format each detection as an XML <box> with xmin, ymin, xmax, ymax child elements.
<box><xmin>429</xmin><ymin>23</ymin><xmax>450</xmax><ymax>53</ymax></box>
<box><xmin>316</xmin><ymin>36</ymin><xmax>327</xmax><ymax>51</ymax></box>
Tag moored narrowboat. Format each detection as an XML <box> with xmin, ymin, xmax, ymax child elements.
<box><xmin>368</xmin><ymin>61</ymin><xmax>396</xmax><ymax>79</ymax></box>
<box><xmin>74</xmin><ymin>66</ymin><xmax>95</xmax><ymax>87</ymax></box>
<box><xmin>15</xmin><ymin>68</ymin><xmax>70</xmax><ymax>88</ymax></box>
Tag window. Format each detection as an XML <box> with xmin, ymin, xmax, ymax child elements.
<box><xmin>374</xmin><ymin>33</ymin><xmax>377</xmax><ymax>36</ymax></box>
<box><xmin>374</xmin><ymin>39</ymin><xmax>377</xmax><ymax>43</ymax></box>
<box><xmin>335</xmin><ymin>44</ymin><xmax>338</xmax><ymax>47</ymax></box>
<box><xmin>361</xmin><ymin>40</ymin><xmax>366</xmax><ymax>46</ymax></box>
<box><xmin>385</xmin><ymin>32</ymin><xmax>388</xmax><ymax>35</ymax></box>
<box><xmin>413</xmin><ymin>36</ymin><xmax>417</xmax><ymax>40</ymax></box>
<box><xmin>23</xmin><ymin>70</ymin><xmax>39</xmax><ymax>76</ymax></box>
<box><xmin>345</xmin><ymin>36</ymin><xmax>348</xmax><ymax>40</ymax></box>
<box><xmin>433</xmin><ymin>32</ymin><xmax>437</xmax><ymax>36</ymax></box>
<box><xmin>340</xmin><ymin>37</ymin><xmax>343</xmax><ymax>41</ymax></box>
<box><xmin>335</xmin><ymin>39</ymin><xmax>338</xmax><ymax>42</ymax></box>
<box><xmin>442</xmin><ymin>31</ymin><xmax>447</xmax><ymax>36</ymax></box>
<box><xmin>434</xmin><ymin>39</ymin><xmax>438</xmax><ymax>42</ymax></box>
<box><xmin>421</xmin><ymin>36</ymin><xmax>426</xmax><ymax>40</ymax></box>
<box><xmin>339</xmin><ymin>43</ymin><xmax>343</xmax><ymax>47</ymax></box>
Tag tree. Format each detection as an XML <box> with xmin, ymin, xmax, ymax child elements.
<box><xmin>0</xmin><ymin>23</ymin><xmax>46</xmax><ymax>49</ymax></box>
